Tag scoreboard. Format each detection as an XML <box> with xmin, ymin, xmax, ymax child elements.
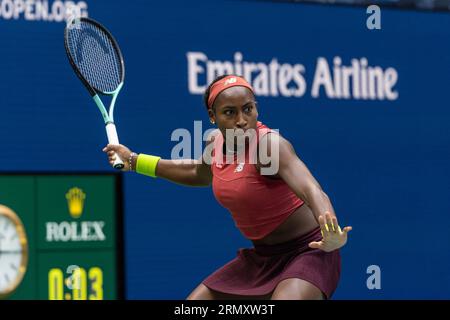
<box><xmin>0</xmin><ymin>173</ymin><xmax>124</xmax><ymax>300</ymax></box>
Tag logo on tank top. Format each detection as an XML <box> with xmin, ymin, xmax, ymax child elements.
<box><xmin>234</xmin><ymin>163</ymin><xmax>244</xmax><ymax>173</ymax></box>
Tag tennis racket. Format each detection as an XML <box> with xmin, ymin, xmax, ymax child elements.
<box><xmin>64</xmin><ymin>17</ymin><xmax>125</xmax><ymax>169</ymax></box>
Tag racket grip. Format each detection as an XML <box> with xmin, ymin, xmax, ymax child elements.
<box><xmin>105</xmin><ymin>123</ymin><xmax>124</xmax><ymax>170</ymax></box>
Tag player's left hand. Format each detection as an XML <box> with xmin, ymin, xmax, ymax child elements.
<box><xmin>308</xmin><ymin>211</ymin><xmax>352</xmax><ymax>252</ymax></box>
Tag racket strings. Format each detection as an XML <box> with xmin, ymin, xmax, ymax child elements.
<box><xmin>67</xmin><ymin>21</ymin><xmax>122</xmax><ymax>93</ymax></box>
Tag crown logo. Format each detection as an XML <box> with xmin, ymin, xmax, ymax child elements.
<box><xmin>65</xmin><ymin>187</ymin><xmax>86</xmax><ymax>218</ymax></box>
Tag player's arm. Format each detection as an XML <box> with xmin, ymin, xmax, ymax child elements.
<box><xmin>148</xmin><ymin>157</ymin><xmax>211</xmax><ymax>187</ymax></box>
<box><xmin>103</xmin><ymin>132</ymin><xmax>215</xmax><ymax>187</ymax></box>
<box><xmin>258</xmin><ymin>133</ymin><xmax>335</xmax><ymax>222</ymax></box>
<box><xmin>279</xmin><ymin>137</ymin><xmax>335</xmax><ymax>223</ymax></box>
<box><xmin>259</xmin><ymin>134</ymin><xmax>352</xmax><ymax>252</ymax></box>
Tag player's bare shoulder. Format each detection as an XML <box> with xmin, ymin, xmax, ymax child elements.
<box><xmin>202</xmin><ymin>129</ymin><xmax>221</xmax><ymax>167</ymax></box>
<box><xmin>256</xmin><ymin>132</ymin><xmax>296</xmax><ymax>177</ymax></box>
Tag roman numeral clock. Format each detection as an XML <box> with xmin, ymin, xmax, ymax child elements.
<box><xmin>0</xmin><ymin>205</ymin><xmax>28</xmax><ymax>299</ymax></box>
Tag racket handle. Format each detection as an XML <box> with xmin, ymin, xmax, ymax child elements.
<box><xmin>105</xmin><ymin>123</ymin><xmax>124</xmax><ymax>170</ymax></box>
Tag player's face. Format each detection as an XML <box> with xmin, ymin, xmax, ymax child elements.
<box><xmin>209</xmin><ymin>86</ymin><xmax>258</xmax><ymax>141</ymax></box>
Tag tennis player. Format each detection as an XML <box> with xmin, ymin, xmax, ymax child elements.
<box><xmin>103</xmin><ymin>75</ymin><xmax>352</xmax><ymax>300</ymax></box>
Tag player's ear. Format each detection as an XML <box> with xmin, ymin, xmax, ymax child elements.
<box><xmin>208</xmin><ymin>109</ymin><xmax>216</xmax><ymax>125</ymax></box>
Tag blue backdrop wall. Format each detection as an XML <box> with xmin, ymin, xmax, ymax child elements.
<box><xmin>1</xmin><ymin>0</ymin><xmax>449</xmax><ymax>299</ymax></box>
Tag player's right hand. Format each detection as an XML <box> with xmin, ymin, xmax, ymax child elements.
<box><xmin>103</xmin><ymin>144</ymin><xmax>133</xmax><ymax>171</ymax></box>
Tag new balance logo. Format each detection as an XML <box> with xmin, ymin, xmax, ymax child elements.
<box><xmin>224</xmin><ymin>77</ymin><xmax>237</xmax><ymax>86</ymax></box>
<box><xmin>234</xmin><ymin>163</ymin><xmax>244</xmax><ymax>172</ymax></box>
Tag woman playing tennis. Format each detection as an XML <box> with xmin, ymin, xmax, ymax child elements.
<box><xmin>103</xmin><ymin>75</ymin><xmax>352</xmax><ymax>300</ymax></box>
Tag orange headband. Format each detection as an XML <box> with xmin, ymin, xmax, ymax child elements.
<box><xmin>207</xmin><ymin>76</ymin><xmax>254</xmax><ymax>110</ymax></box>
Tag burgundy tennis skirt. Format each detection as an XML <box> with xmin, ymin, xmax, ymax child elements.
<box><xmin>202</xmin><ymin>227</ymin><xmax>341</xmax><ymax>299</ymax></box>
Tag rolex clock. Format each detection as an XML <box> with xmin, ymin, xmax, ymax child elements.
<box><xmin>0</xmin><ymin>205</ymin><xmax>28</xmax><ymax>299</ymax></box>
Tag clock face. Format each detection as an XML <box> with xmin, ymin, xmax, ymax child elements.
<box><xmin>0</xmin><ymin>206</ymin><xmax>28</xmax><ymax>298</ymax></box>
